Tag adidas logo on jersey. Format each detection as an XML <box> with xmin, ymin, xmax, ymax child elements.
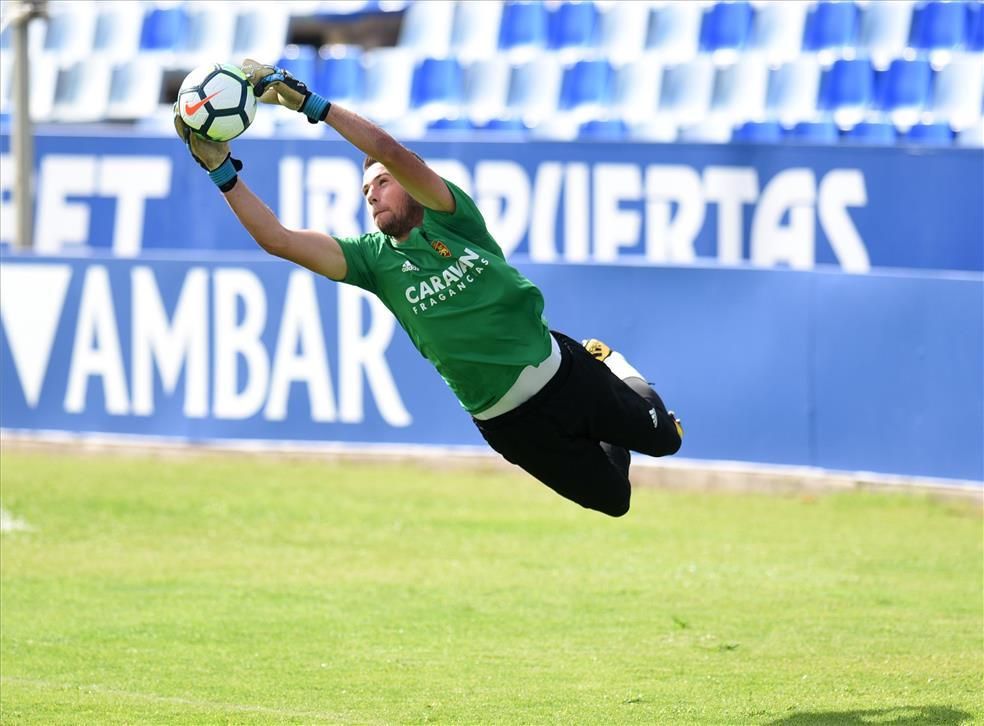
<box><xmin>401</xmin><ymin>260</ymin><xmax>419</xmax><ymax>273</ymax></box>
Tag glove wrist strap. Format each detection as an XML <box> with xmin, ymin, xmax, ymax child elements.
<box><xmin>300</xmin><ymin>93</ymin><xmax>331</xmax><ymax>124</ymax></box>
<box><xmin>208</xmin><ymin>157</ymin><xmax>239</xmax><ymax>192</ymax></box>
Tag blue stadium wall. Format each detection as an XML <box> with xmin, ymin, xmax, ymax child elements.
<box><xmin>1</xmin><ymin>133</ymin><xmax>982</xmax><ymax>484</ymax></box>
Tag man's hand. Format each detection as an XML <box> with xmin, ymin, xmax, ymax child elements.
<box><xmin>174</xmin><ymin>107</ymin><xmax>242</xmax><ymax>192</ymax></box>
<box><xmin>240</xmin><ymin>58</ymin><xmax>331</xmax><ymax>124</ymax></box>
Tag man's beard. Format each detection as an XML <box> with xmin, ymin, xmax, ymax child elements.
<box><xmin>378</xmin><ymin>197</ymin><xmax>424</xmax><ymax>238</ymax></box>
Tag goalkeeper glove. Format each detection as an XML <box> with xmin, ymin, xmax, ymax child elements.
<box><xmin>240</xmin><ymin>58</ymin><xmax>331</xmax><ymax>124</ymax></box>
<box><xmin>173</xmin><ymin>109</ymin><xmax>243</xmax><ymax>193</ymax></box>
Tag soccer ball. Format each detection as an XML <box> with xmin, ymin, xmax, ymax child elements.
<box><xmin>177</xmin><ymin>63</ymin><xmax>257</xmax><ymax>142</ymax></box>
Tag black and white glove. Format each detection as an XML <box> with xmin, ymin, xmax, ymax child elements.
<box><xmin>240</xmin><ymin>57</ymin><xmax>331</xmax><ymax>124</ymax></box>
<box><xmin>173</xmin><ymin>107</ymin><xmax>243</xmax><ymax>193</ymax></box>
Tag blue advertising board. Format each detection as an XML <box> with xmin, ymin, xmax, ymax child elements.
<box><xmin>1</xmin><ymin>132</ymin><xmax>981</xmax><ymax>272</ymax></box>
<box><xmin>1</xmin><ymin>255</ymin><xmax>981</xmax><ymax>482</ymax></box>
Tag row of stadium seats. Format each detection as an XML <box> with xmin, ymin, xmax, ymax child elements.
<box><xmin>8</xmin><ymin>0</ymin><xmax>983</xmax><ymax>68</ymax></box>
<box><xmin>1</xmin><ymin>0</ymin><xmax>982</xmax><ymax>146</ymax></box>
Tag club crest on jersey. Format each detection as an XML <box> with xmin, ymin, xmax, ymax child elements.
<box><xmin>430</xmin><ymin>240</ymin><xmax>452</xmax><ymax>257</ymax></box>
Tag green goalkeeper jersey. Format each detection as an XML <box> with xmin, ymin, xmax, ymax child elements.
<box><xmin>336</xmin><ymin>179</ymin><xmax>552</xmax><ymax>415</ymax></box>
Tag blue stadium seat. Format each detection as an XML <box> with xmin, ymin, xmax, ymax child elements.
<box><xmin>787</xmin><ymin>120</ymin><xmax>839</xmax><ymax>143</ymax></box>
<box><xmin>700</xmin><ymin>1</ymin><xmax>753</xmax><ymax>63</ymax></box>
<box><xmin>549</xmin><ymin>1</ymin><xmax>599</xmax><ymax>59</ymax></box>
<box><xmin>876</xmin><ymin>58</ymin><xmax>932</xmax><ymax>126</ymax></box>
<box><xmin>499</xmin><ymin>1</ymin><xmax>549</xmax><ymax>59</ymax></box>
<box><xmin>139</xmin><ymin>6</ymin><xmax>188</xmax><ymax>51</ymax></box>
<box><xmin>410</xmin><ymin>57</ymin><xmax>464</xmax><ymax>117</ymax></box>
<box><xmin>315</xmin><ymin>49</ymin><xmax>363</xmax><ymax>107</ymax></box>
<box><xmin>902</xmin><ymin>122</ymin><xmax>955</xmax><ymax>145</ymax></box>
<box><xmin>967</xmin><ymin>0</ymin><xmax>984</xmax><ymax>51</ymax></box>
<box><xmin>733</xmin><ymin>120</ymin><xmax>784</xmax><ymax>143</ymax></box>
<box><xmin>842</xmin><ymin>121</ymin><xmax>897</xmax><ymax>145</ymax></box>
<box><xmin>578</xmin><ymin>118</ymin><xmax>628</xmax><ymax>140</ymax></box>
<box><xmin>910</xmin><ymin>1</ymin><xmax>967</xmax><ymax>58</ymax></box>
<box><xmin>820</xmin><ymin>58</ymin><xmax>875</xmax><ymax>127</ymax></box>
<box><xmin>766</xmin><ymin>57</ymin><xmax>823</xmax><ymax>126</ymax></box>
<box><xmin>558</xmin><ymin>59</ymin><xmax>613</xmax><ymax>117</ymax></box>
<box><xmin>858</xmin><ymin>0</ymin><xmax>915</xmax><ymax>70</ymax></box>
<box><xmin>930</xmin><ymin>55</ymin><xmax>984</xmax><ymax>130</ymax></box>
<box><xmin>802</xmin><ymin>1</ymin><xmax>859</xmax><ymax>62</ymax></box>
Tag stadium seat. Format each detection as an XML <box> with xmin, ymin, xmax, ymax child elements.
<box><xmin>557</xmin><ymin>59</ymin><xmax>613</xmax><ymax>120</ymax></box>
<box><xmin>24</xmin><ymin>54</ymin><xmax>59</xmax><ymax>122</ymax></box>
<box><xmin>461</xmin><ymin>57</ymin><xmax>511</xmax><ymax>124</ymax></box>
<box><xmin>597</xmin><ymin>1</ymin><xmax>650</xmax><ymax>64</ymax></box>
<box><xmin>876</xmin><ymin>58</ymin><xmax>932</xmax><ymax>128</ymax></box>
<box><xmin>410</xmin><ymin>57</ymin><xmax>464</xmax><ymax>120</ymax></box>
<box><xmin>231</xmin><ymin>6</ymin><xmax>291</xmax><ymax>65</ymax></box>
<box><xmin>611</xmin><ymin>57</ymin><xmax>663</xmax><ymax>125</ymax></box>
<box><xmin>315</xmin><ymin>48</ymin><xmax>363</xmax><ymax>109</ymax></box>
<box><xmin>929</xmin><ymin>54</ymin><xmax>984</xmax><ymax>130</ymax></box>
<box><xmin>967</xmin><ymin>0</ymin><xmax>984</xmax><ymax>51</ymax></box>
<box><xmin>747</xmin><ymin>0</ymin><xmax>809</xmax><ymax>64</ymax></box>
<box><xmin>820</xmin><ymin>58</ymin><xmax>875</xmax><ymax>127</ymax></box>
<box><xmin>578</xmin><ymin>118</ymin><xmax>628</xmax><ymax>140</ymax></box>
<box><xmin>52</xmin><ymin>58</ymin><xmax>114</xmax><ymax>122</ymax></box>
<box><xmin>646</xmin><ymin>2</ymin><xmax>703</xmax><ymax>64</ymax></box>
<box><xmin>857</xmin><ymin>0</ymin><xmax>915</xmax><ymax>70</ymax></box>
<box><xmin>105</xmin><ymin>57</ymin><xmax>164</xmax><ymax>121</ymax></box>
<box><xmin>842</xmin><ymin>120</ymin><xmax>897</xmax><ymax>145</ymax></box>
<box><xmin>699</xmin><ymin>0</ymin><xmax>753</xmax><ymax>64</ymax></box>
<box><xmin>499</xmin><ymin>1</ymin><xmax>550</xmax><ymax>61</ymax></box>
<box><xmin>902</xmin><ymin>121</ymin><xmax>955</xmax><ymax>145</ymax></box>
<box><xmin>802</xmin><ymin>0</ymin><xmax>860</xmax><ymax>64</ymax></box>
<box><xmin>178</xmin><ymin>2</ymin><xmax>237</xmax><ymax>68</ymax></box>
<box><xmin>787</xmin><ymin>120</ymin><xmax>840</xmax><ymax>143</ymax></box>
<box><xmin>766</xmin><ymin>56</ymin><xmax>823</xmax><ymax>126</ymax></box>
<box><xmin>658</xmin><ymin>55</ymin><xmax>716</xmax><ymax>127</ymax></box>
<box><xmin>711</xmin><ymin>55</ymin><xmax>770</xmax><ymax>124</ymax></box>
<box><xmin>733</xmin><ymin>120</ymin><xmax>784</xmax><ymax>143</ymax></box>
<box><xmin>139</xmin><ymin>5</ymin><xmax>188</xmax><ymax>52</ymax></box>
<box><xmin>505</xmin><ymin>54</ymin><xmax>564</xmax><ymax>125</ymax></box>
<box><xmin>42</xmin><ymin>1</ymin><xmax>98</xmax><ymax>62</ymax></box>
<box><xmin>398</xmin><ymin>0</ymin><xmax>455</xmax><ymax>58</ymax></box>
<box><xmin>360</xmin><ymin>47</ymin><xmax>415</xmax><ymax>123</ymax></box>
<box><xmin>450</xmin><ymin>0</ymin><xmax>504</xmax><ymax>61</ymax></box>
<box><xmin>549</xmin><ymin>1</ymin><xmax>599</xmax><ymax>61</ymax></box>
<box><xmin>910</xmin><ymin>0</ymin><xmax>967</xmax><ymax>66</ymax></box>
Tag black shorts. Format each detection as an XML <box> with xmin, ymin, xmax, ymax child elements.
<box><xmin>473</xmin><ymin>331</ymin><xmax>681</xmax><ymax>516</ymax></box>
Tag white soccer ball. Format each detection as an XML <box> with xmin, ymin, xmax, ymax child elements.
<box><xmin>177</xmin><ymin>63</ymin><xmax>257</xmax><ymax>142</ymax></box>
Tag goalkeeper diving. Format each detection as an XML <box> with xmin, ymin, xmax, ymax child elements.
<box><xmin>173</xmin><ymin>60</ymin><xmax>683</xmax><ymax>517</ymax></box>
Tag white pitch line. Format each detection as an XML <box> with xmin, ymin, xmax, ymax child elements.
<box><xmin>1</xmin><ymin>677</ymin><xmax>386</xmax><ymax>725</ymax></box>
<box><xmin>0</xmin><ymin>507</ymin><xmax>33</xmax><ymax>533</ymax></box>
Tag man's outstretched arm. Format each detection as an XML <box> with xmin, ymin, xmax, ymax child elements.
<box><xmin>173</xmin><ymin>111</ymin><xmax>347</xmax><ymax>281</ymax></box>
<box><xmin>240</xmin><ymin>59</ymin><xmax>455</xmax><ymax>214</ymax></box>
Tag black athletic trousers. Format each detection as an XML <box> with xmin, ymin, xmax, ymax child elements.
<box><xmin>473</xmin><ymin>331</ymin><xmax>682</xmax><ymax>517</ymax></box>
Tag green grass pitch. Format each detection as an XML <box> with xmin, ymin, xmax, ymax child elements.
<box><xmin>1</xmin><ymin>449</ymin><xmax>981</xmax><ymax>725</ymax></box>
